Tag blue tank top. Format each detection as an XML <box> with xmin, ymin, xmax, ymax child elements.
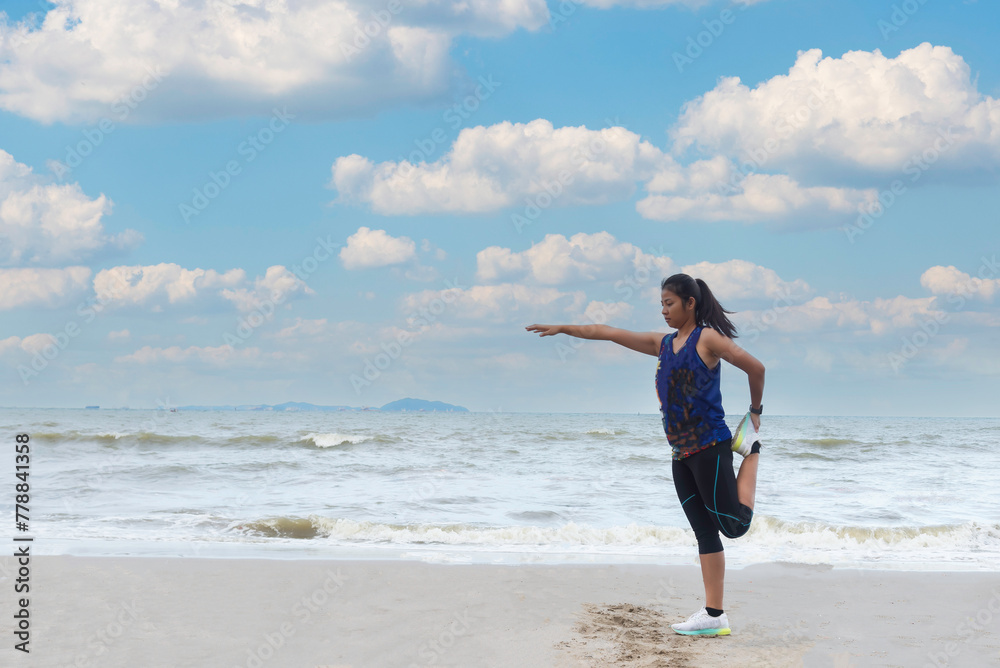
<box><xmin>655</xmin><ymin>325</ymin><xmax>732</xmax><ymax>460</ymax></box>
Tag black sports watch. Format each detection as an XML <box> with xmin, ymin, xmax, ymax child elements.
<box><xmin>749</xmin><ymin>404</ymin><xmax>763</xmax><ymax>415</ymax></box>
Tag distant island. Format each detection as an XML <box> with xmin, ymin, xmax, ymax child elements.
<box><xmin>380</xmin><ymin>398</ymin><xmax>468</xmax><ymax>412</ymax></box>
<box><xmin>171</xmin><ymin>398</ymin><xmax>468</xmax><ymax>412</ymax></box>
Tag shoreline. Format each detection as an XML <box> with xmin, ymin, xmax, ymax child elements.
<box><xmin>2</xmin><ymin>556</ymin><xmax>998</xmax><ymax>667</ymax></box>
<box><xmin>26</xmin><ymin>537</ymin><xmax>1000</xmax><ymax>572</ymax></box>
<box><xmin>25</xmin><ymin>543</ymin><xmax>1000</xmax><ymax>581</ymax></box>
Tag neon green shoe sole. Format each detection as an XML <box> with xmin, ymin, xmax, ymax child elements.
<box><xmin>673</xmin><ymin>626</ymin><xmax>731</xmax><ymax>636</ymax></box>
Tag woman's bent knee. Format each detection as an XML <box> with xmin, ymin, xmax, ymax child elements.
<box><xmin>718</xmin><ymin>504</ymin><xmax>753</xmax><ymax>539</ymax></box>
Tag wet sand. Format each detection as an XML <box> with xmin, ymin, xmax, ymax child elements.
<box><xmin>2</xmin><ymin>556</ymin><xmax>999</xmax><ymax>667</ymax></box>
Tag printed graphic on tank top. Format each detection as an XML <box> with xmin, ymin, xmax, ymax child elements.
<box><xmin>655</xmin><ymin>325</ymin><xmax>732</xmax><ymax>460</ymax></box>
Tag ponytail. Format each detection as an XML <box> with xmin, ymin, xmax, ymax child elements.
<box><xmin>660</xmin><ymin>273</ymin><xmax>738</xmax><ymax>339</ymax></box>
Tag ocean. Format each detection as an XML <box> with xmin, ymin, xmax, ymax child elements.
<box><xmin>5</xmin><ymin>408</ymin><xmax>999</xmax><ymax>570</ymax></box>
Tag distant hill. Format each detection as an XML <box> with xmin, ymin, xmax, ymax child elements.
<box><xmin>174</xmin><ymin>399</ymin><xmax>467</xmax><ymax>412</ymax></box>
<box><xmin>380</xmin><ymin>398</ymin><xmax>468</xmax><ymax>412</ymax></box>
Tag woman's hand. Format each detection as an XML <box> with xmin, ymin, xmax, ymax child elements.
<box><xmin>750</xmin><ymin>413</ymin><xmax>761</xmax><ymax>432</ymax></box>
<box><xmin>525</xmin><ymin>324</ymin><xmax>562</xmax><ymax>337</ymax></box>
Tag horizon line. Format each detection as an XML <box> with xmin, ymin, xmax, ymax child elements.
<box><xmin>0</xmin><ymin>406</ymin><xmax>996</xmax><ymax>419</ymax></box>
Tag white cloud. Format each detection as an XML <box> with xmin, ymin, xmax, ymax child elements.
<box><xmin>272</xmin><ymin>318</ymin><xmax>332</xmax><ymax>341</ymax></box>
<box><xmin>420</xmin><ymin>238</ymin><xmax>447</xmax><ymax>261</ymax></box>
<box><xmin>581</xmin><ymin>300</ymin><xmax>634</xmax><ymax>324</ymax></box>
<box><xmin>403</xmin><ymin>265</ymin><xmax>440</xmax><ymax>282</ymax></box>
<box><xmin>220</xmin><ymin>265</ymin><xmax>316</xmax><ymax>312</ymax></box>
<box><xmin>91</xmin><ymin>262</ymin><xmax>312</xmax><ymax>312</ymax></box>
<box><xmin>347</xmin><ymin>322</ymin><xmax>489</xmax><ymax>356</ymax></box>
<box><xmin>114</xmin><ymin>344</ymin><xmax>285</xmax><ymax>366</ymax></box>
<box><xmin>330</xmin><ymin>43</ymin><xmax>999</xmax><ymax>226</ymax></box>
<box><xmin>734</xmin><ymin>294</ymin><xmax>945</xmax><ymax>336</ymax></box>
<box><xmin>0</xmin><ymin>266</ymin><xmax>91</xmax><ymax>309</ymax></box>
<box><xmin>402</xmin><ymin>283</ymin><xmax>587</xmax><ymax>323</ymax></box>
<box><xmin>678</xmin><ymin>259</ymin><xmax>812</xmax><ymax>302</ymax></box>
<box><xmin>477</xmin><ymin>231</ymin><xmax>674</xmax><ymax>285</ymax></box>
<box><xmin>0</xmin><ymin>0</ymin><xmax>549</xmax><ymax>123</ymax></box>
<box><xmin>916</xmin><ymin>336</ymin><xmax>1000</xmax><ymax>376</ymax></box>
<box><xmin>339</xmin><ymin>227</ymin><xmax>417</xmax><ymax>269</ymax></box>
<box><xmin>93</xmin><ymin>263</ymin><xmax>244</xmax><ymax>309</ymax></box>
<box><xmin>670</xmin><ymin>43</ymin><xmax>1000</xmax><ymax>180</ymax></box>
<box><xmin>331</xmin><ymin>119</ymin><xmax>665</xmax><ymax>215</ymax></box>
<box><xmin>920</xmin><ymin>264</ymin><xmax>999</xmax><ymax>301</ymax></box>
<box><xmin>0</xmin><ymin>333</ymin><xmax>58</xmax><ymax>356</ymax></box>
<box><xmin>638</xmin><ymin>159</ymin><xmax>878</xmax><ymax>224</ymax></box>
<box><xmin>18</xmin><ymin>333</ymin><xmax>58</xmax><ymax>355</ymax></box>
<box><xmin>1</xmin><ymin>0</ymin><xmax>782</xmax><ymax>125</ymax></box>
<box><xmin>869</xmin><ymin>295</ymin><xmax>949</xmax><ymax>333</ymax></box>
<box><xmin>0</xmin><ymin>336</ymin><xmax>19</xmax><ymax>356</ymax></box>
<box><xmin>473</xmin><ymin>233</ymin><xmax>809</xmax><ymax>310</ymax></box>
<box><xmin>331</xmin><ymin>117</ymin><xmax>878</xmax><ymax>226</ymax></box>
<box><xmin>107</xmin><ymin>329</ymin><xmax>130</xmax><ymax>342</ymax></box>
<box><xmin>0</xmin><ymin>149</ymin><xmax>140</xmax><ymax>265</ymax></box>
<box><xmin>269</xmin><ymin>317</ymin><xmax>375</xmax><ymax>343</ymax></box>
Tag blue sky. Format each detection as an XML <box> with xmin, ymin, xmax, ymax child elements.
<box><xmin>1</xmin><ymin>0</ymin><xmax>998</xmax><ymax>415</ymax></box>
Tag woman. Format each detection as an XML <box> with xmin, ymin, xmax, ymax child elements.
<box><xmin>526</xmin><ymin>273</ymin><xmax>764</xmax><ymax>637</ymax></box>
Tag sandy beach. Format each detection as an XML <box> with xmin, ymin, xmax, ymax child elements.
<box><xmin>2</xmin><ymin>556</ymin><xmax>998</xmax><ymax>667</ymax></box>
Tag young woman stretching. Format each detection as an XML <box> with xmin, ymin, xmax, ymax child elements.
<box><xmin>526</xmin><ymin>273</ymin><xmax>764</xmax><ymax>636</ymax></box>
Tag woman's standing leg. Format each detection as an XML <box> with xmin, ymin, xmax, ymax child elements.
<box><xmin>678</xmin><ymin>441</ymin><xmax>756</xmax><ymax>610</ymax></box>
<box><xmin>699</xmin><ymin>551</ymin><xmax>725</xmax><ymax>610</ymax></box>
<box><xmin>673</xmin><ymin>456</ymin><xmax>725</xmax><ymax>609</ymax></box>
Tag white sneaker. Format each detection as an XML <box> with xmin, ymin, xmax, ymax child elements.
<box><xmin>670</xmin><ymin>607</ymin><xmax>731</xmax><ymax>636</ymax></box>
<box><xmin>731</xmin><ymin>411</ymin><xmax>759</xmax><ymax>458</ymax></box>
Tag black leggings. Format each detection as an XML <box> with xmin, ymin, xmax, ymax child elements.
<box><xmin>672</xmin><ymin>438</ymin><xmax>754</xmax><ymax>554</ymax></box>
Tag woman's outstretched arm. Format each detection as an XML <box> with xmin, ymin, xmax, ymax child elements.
<box><xmin>525</xmin><ymin>324</ymin><xmax>663</xmax><ymax>357</ymax></box>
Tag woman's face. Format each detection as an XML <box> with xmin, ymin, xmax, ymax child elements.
<box><xmin>661</xmin><ymin>289</ymin><xmax>694</xmax><ymax>328</ymax></box>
